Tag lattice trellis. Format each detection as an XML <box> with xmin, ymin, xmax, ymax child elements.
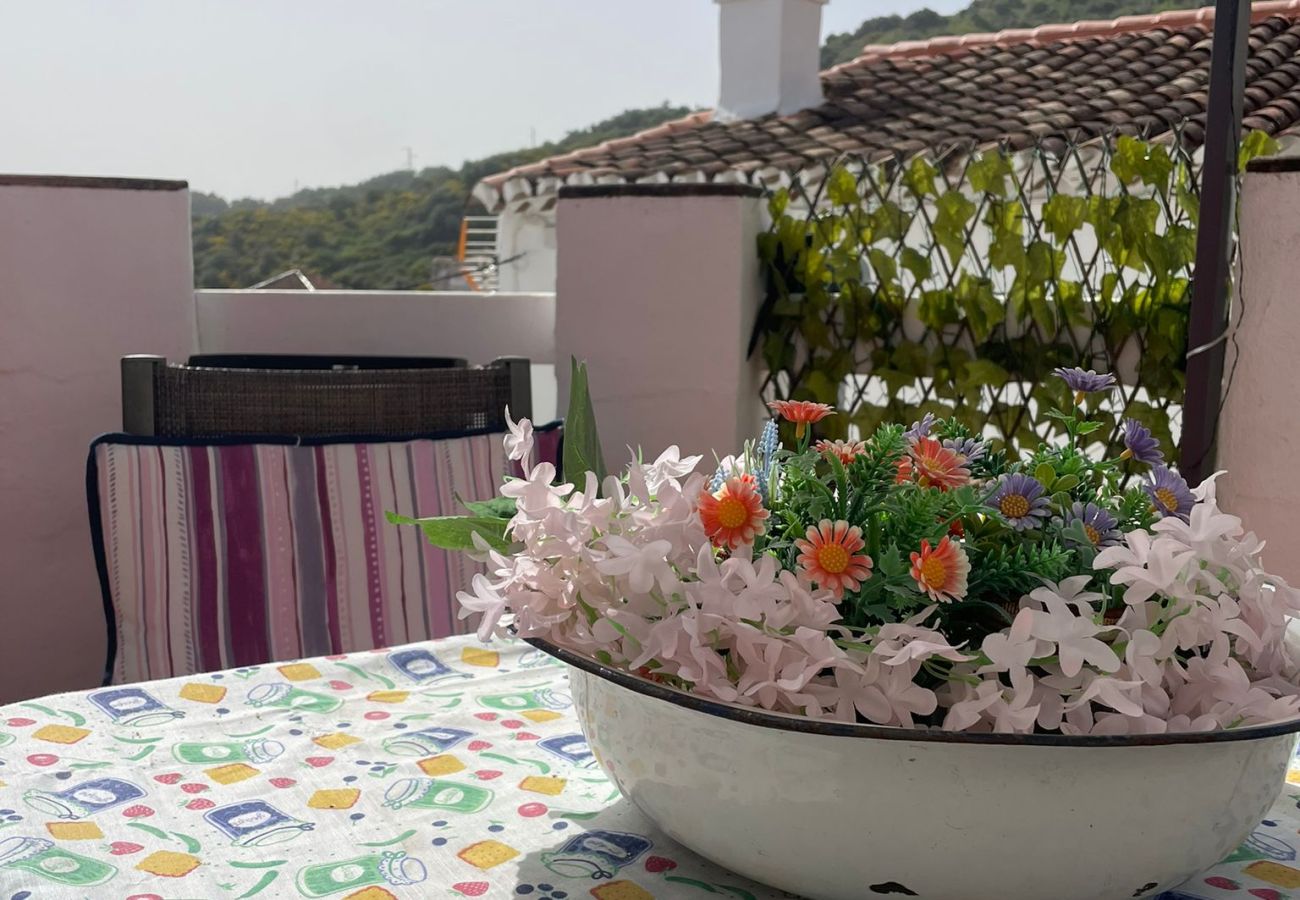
<box><xmin>755</xmin><ymin>127</ymin><xmax>1273</xmax><ymax>460</ymax></box>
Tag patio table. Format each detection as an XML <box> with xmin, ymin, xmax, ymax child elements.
<box><xmin>0</xmin><ymin>634</ymin><xmax>1297</xmax><ymax>900</ymax></box>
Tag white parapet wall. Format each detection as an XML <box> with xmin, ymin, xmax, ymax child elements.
<box><xmin>195</xmin><ymin>289</ymin><xmax>559</xmax><ymax>422</ymax></box>
<box><xmin>0</xmin><ymin>175</ymin><xmax>196</xmax><ymax>703</ymax></box>
<box><xmin>1217</xmin><ymin>157</ymin><xmax>1300</xmax><ymax>585</ymax></box>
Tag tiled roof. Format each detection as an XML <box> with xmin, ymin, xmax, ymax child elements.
<box><xmin>475</xmin><ymin>1</ymin><xmax>1300</xmax><ymax>212</ymax></box>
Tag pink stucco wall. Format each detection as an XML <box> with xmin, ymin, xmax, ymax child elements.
<box><xmin>0</xmin><ymin>176</ymin><xmax>195</xmax><ymax>702</ymax></box>
<box><xmin>555</xmin><ymin>185</ymin><xmax>767</xmax><ymax>466</ymax></box>
<box><xmin>1217</xmin><ymin>164</ymin><xmax>1300</xmax><ymax>585</ymax></box>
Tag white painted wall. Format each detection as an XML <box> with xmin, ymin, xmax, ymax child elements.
<box><xmin>0</xmin><ymin>177</ymin><xmax>195</xmax><ymax>703</ymax></box>
<box><xmin>1217</xmin><ymin>163</ymin><xmax>1300</xmax><ymax>585</ymax></box>
<box><xmin>196</xmin><ymin>289</ymin><xmax>558</xmax><ymax>422</ymax></box>
<box><xmin>496</xmin><ymin>209</ymin><xmax>558</xmax><ymax>293</ymax></box>
<box><xmin>555</xmin><ymin>186</ymin><xmax>767</xmax><ymax>465</ymax></box>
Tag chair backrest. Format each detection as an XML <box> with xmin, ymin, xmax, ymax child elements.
<box><xmin>121</xmin><ymin>356</ymin><xmax>530</xmax><ymax>439</ymax></box>
<box><xmin>87</xmin><ymin>424</ymin><xmax>561</xmax><ymax>684</ymax></box>
<box><xmin>187</xmin><ymin>354</ymin><xmax>467</xmax><ymax>371</ymax></box>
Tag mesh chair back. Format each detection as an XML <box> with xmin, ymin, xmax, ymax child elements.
<box><xmin>122</xmin><ymin>356</ymin><xmax>530</xmax><ymax>439</ymax></box>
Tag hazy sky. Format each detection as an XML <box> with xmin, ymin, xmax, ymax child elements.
<box><xmin>2</xmin><ymin>1</ymin><xmax>967</xmax><ymax>200</ymax></box>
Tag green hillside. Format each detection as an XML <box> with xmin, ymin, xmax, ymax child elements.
<box><xmin>196</xmin><ymin>0</ymin><xmax>1210</xmax><ymax>289</ymax></box>
<box><xmin>822</xmin><ymin>0</ymin><xmax>1197</xmax><ymax>66</ymax></box>
<box><xmin>192</xmin><ymin>104</ymin><xmax>693</xmax><ymax>289</ymax></box>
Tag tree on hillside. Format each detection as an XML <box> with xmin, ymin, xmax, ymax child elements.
<box><xmin>192</xmin><ymin>103</ymin><xmax>693</xmax><ymax>289</ymax></box>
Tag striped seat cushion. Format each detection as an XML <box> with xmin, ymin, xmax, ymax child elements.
<box><xmin>91</xmin><ymin>431</ymin><xmax>536</xmax><ymax>683</ymax></box>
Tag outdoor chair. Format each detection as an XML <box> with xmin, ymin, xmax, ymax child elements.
<box><xmin>120</xmin><ymin>354</ymin><xmax>530</xmax><ymax>439</ymax></box>
<box><xmin>86</xmin><ymin>423</ymin><xmax>561</xmax><ymax>685</ymax></box>
<box><xmin>187</xmin><ymin>353</ymin><xmax>466</xmax><ymax>371</ymax></box>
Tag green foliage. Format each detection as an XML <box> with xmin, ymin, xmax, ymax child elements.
<box><xmin>563</xmin><ymin>358</ymin><xmax>608</xmax><ymax>488</ymax></box>
<box><xmin>821</xmin><ymin>0</ymin><xmax>1193</xmax><ymax>68</ymax></box>
<box><xmin>757</xmin><ymin>132</ymin><xmax>1276</xmax><ymax>461</ymax></box>
<box><xmin>191</xmin><ymin>104</ymin><xmax>694</xmax><ymax>289</ymax></box>
<box><xmin>384</xmin><ymin>512</ymin><xmax>513</xmax><ymax>553</ymax></box>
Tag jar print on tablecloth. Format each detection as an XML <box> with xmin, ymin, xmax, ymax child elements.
<box><xmin>381</xmin><ymin>726</ymin><xmax>471</xmax><ymax>757</ymax></box>
<box><xmin>537</xmin><ymin>734</ymin><xmax>597</xmax><ymax>769</ymax></box>
<box><xmin>295</xmin><ymin>849</ymin><xmax>427</xmax><ymax>897</ymax></box>
<box><xmin>385</xmin><ymin>648</ymin><xmax>470</xmax><ymax>685</ymax></box>
<box><xmin>171</xmin><ymin>739</ymin><xmax>284</xmax><ymax>765</ymax></box>
<box><xmin>541</xmin><ymin>830</ymin><xmax>653</xmax><ymax>879</ymax></box>
<box><xmin>0</xmin><ymin>836</ymin><xmax>116</xmax><ymax>887</ymax></box>
<box><xmin>383</xmin><ymin>778</ymin><xmax>493</xmax><ymax>814</ymax></box>
<box><xmin>477</xmin><ymin>687</ymin><xmax>572</xmax><ymax>712</ymax></box>
<box><xmin>86</xmin><ymin>687</ymin><xmax>183</xmax><ymax>726</ymax></box>
<box><xmin>245</xmin><ymin>683</ymin><xmax>341</xmax><ymax>715</ymax></box>
<box><xmin>23</xmin><ymin>777</ymin><xmax>146</xmax><ymax>819</ymax></box>
<box><xmin>204</xmin><ymin>800</ymin><xmax>314</xmax><ymax>846</ymax></box>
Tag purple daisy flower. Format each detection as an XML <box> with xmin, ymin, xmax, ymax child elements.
<box><xmin>1061</xmin><ymin>501</ymin><xmax>1121</xmax><ymax>548</ymax></box>
<box><xmin>944</xmin><ymin>437</ymin><xmax>987</xmax><ymax>463</ymax></box>
<box><xmin>904</xmin><ymin>413</ymin><xmax>936</xmax><ymax>442</ymax></box>
<box><xmin>1120</xmin><ymin>418</ymin><xmax>1164</xmax><ymax>466</ymax></box>
<box><xmin>1053</xmin><ymin>367</ymin><xmax>1117</xmax><ymax>397</ymax></box>
<box><xmin>1144</xmin><ymin>466</ymin><xmax>1195</xmax><ymax>522</ymax></box>
<box><xmin>988</xmin><ymin>473</ymin><xmax>1050</xmax><ymax>530</ymax></box>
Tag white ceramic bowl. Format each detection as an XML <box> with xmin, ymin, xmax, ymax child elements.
<box><xmin>532</xmin><ymin>639</ymin><xmax>1300</xmax><ymax>900</ymax></box>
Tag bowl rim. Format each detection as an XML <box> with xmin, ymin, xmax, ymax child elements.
<box><xmin>526</xmin><ymin>637</ymin><xmax>1300</xmax><ymax>748</ymax></box>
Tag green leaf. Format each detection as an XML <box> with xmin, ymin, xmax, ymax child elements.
<box><xmin>933</xmin><ymin>190</ymin><xmax>976</xmax><ymax>263</ymax></box>
<box><xmin>963</xmin><ymin>359</ymin><xmax>1010</xmax><ymax>389</ymax></box>
<box><xmin>1239</xmin><ymin>129</ymin><xmax>1281</xmax><ymax>171</ymax></box>
<box><xmin>386</xmin><ymin>512</ymin><xmax>512</xmax><ymax>553</ymax></box>
<box><xmin>1052</xmin><ymin>474</ymin><xmax>1080</xmax><ymax>492</ymax></box>
<box><xmin>903</xmin><ymin>157</ymin><xmax>937</xmax><ymax>197</ymax></box>
<box><xmin>1110</xmin><ymin>135</ymin><xmax>1172</xmax><ymax>192</ymax></box>
<box><xmin>1034</xmin><ymin>462</ymin><xmax>1056</xmax><ymax>489</ymax></box>
<box><xmin>461</xmin><ymin>496</ymin><xmax>516</xmax><ymax>518</ymax></box>
<box><xmin>1041</xmin><ymin>194</ymin><xmax>1087</xmax><ymax>244</ymax></box>
<box><xmin>967</xmin><ymin>151</ymin><xmax>1014</xmax><ymax>197</ymax></box>
<box><xmin>826</xmin><ymin>166</ymin><xmax>858</xmax><ymax>206</ymax></box>
<box><xmin>237</xmin><ymin>871</ymin><xmax>280</xmax><ymax>899</ymax></box>
<box><xmin>900</xmin><ymin>247</ymin><xmax>931</xmax><ymax>281</ymax></box>
<box><xmin>563</xmin><ymin>357</ymin><xmax>608</xmax><ymax>488</ymax></box>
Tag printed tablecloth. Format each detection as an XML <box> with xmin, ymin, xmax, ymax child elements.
<box><xmin>0</xmin><ymin>634</ymin><xmax>1299</xmax><ymax>900</ymax></box>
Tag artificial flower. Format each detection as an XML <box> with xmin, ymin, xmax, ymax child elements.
<box><xmin>767</xmin><ymin>399</ymin><xmax>835</xmax><ymax>440</ymax></box>
<box><xmin>698</xmin><ymin>476</ymin><xmax>769</xmax><ymax>549</ymax></box>
<box><xmin>794</xmin><ymin>519</ymin><xmax>873</xmax><ymax>599</ymax></box>
<box><xmin>815</xmin><ymin>439</ymin><xmax>866</xmax><ymax>465</ymax></box>
<box><xmin>1060</xmin><ymin>501</ymin><xmax>1121</xmax><ymax>548</ymax></box>
<box><xmin>504</xmin><ymin>406</ymin><xmax>534</xmax><ymax>467</ymax></box>
<box><xmin>1119</xmin><ymin>418</ymin><xmax>1164</xmax><ymax>465</ymax></box>
<box><xmin>907</xmin><ymin>437</ymin><xmax>971</xmax><ymax>491</ymax></box>
<box><xmin>904</xmin><ymin>412</ymin><xmax>936</xmax><ymax>441</ymax></box>
<box><xmin>909</xmin><ymin>537</ymin><xmax>970</xmax><ymax>603</ymax></box>
<box><xmin>1145</xmin><ymin>465</ymin><xmax>1195</xmax><ymax>522</ymax></box>
<box><xmin>988</xmin><ymin>473</ymin><xmax>1049</xmax><ymax>530</ymax></box>
<box><xmin>1053</xmin><ymin>366</ymin><xmax>1117</xmax><ymax>403</ymax></box>
<box><xmin>944</xmin><ymin>436</ymin><xmax>987</xmax><ymax>462</ymax></box>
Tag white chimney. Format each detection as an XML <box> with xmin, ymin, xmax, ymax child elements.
<box><xmin>716</xmin><ymin>0</ymin><xmax>827</xmax><ymax>121</ymax></box>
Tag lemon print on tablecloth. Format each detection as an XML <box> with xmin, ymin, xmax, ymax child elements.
<box><xmin>461</xmin><ymin>647</ymin><xmax>500</xmax><ymax>667</ymax></box>
<box><xmin>417</xmin><ymin>754</ymin><xmax>465</xmax><ymax>776</ymax></box>
<box><xmin>178</xmin><ymin>682</ymin><xmax>226</xmax><ymax>703</ymax></box>
<box><xmin>136</xmin><ymin>850</ymin><xmax>201</xmax><ymax>877</ymax></box>
<box><xmin>366</xmin><ymin>690</ymin><xmax>410</xmax><ymax>703</ymax></box>
<box><xmin>457</xmin><ymin>839</ymin><xmax>518</xmax><ymax>869</ymax></box>
<box><xmin>314</xmin><ymin>732</ymin><xmax>362</xmax><ymax>750</ymax></box>
<box><xmin>206</xmin><ymin>763</ymin><xmax>260</xmax><ymax>785</ymax></box>
<box><xmin>519</xmin><ymin>776</ymin><xmax>566</xmax><ymax>796</ymax></box>
<box><xmin>1244</xmin><ymin>859</ymin><xmax>1300</xmax><ymax>887</ymax></box>
<box><xmin>277</xmin><ymin>663</ymin><xmax>322</xmax><ymax>681</ymax></box>
<box><xmin>31</xmin><ymin>725</ymin><xmax>90</xmax><ymax>745</ymax></box>
<box><xmin>45</xmin><ymin>821</ymin><xmax>102</xmax><ymax>840</ymax></box>
<box><xmin>591</xmin><ymin>881</ymin><xmax>656</xmax><ymax>900</ymax></box>
<box><xmin>308</xmin><ymin>789</ymin><xmax>362</xmax><ymax>810</ymax></box>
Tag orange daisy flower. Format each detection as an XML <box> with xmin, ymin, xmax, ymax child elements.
<box><xmin>768</xmin><ymin>400</ymin><xmax>835</xmax><ymax>440</ymax></box>
<box><xmin>815</xmin><ymin>439</ymin><xmax>866</xmax><ymax>466</ymax></box>
<box><xmin>698</xmin><ymin>476</ymin><xmax>769</xmax><ymax>549</ymax></box>
<box><xmin>908</xmin><ymin>437</ymin><xmax>971</xmax><ymax>491</ymax></box>
<box><xmin>909</xmin><ymin>537</ymin><xmax>970</xmax><ymax>603</ymax></box>
<box><xmin>895</xmin><ymin>455</ymin><xmax>913</xmax><ymax>484</ymax></box>
<box><xmin>795</xmin><ymin>519</ymin><xmax>873</xmax><ymax>599</ymax></box>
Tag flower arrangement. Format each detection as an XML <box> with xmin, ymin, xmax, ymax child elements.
<box><xmin>395</xmin><ymin>362</ymin><xmax>1300</xmax><ymax>735</ymax></box>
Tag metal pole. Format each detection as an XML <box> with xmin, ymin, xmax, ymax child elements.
<box><xmin>1180</xmin><ymin>0</ymin><xmax>1250</xmax><ymax>485</ymax></box>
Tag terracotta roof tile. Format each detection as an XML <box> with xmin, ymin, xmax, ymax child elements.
<box><xmin>474</xmin><ymin>2</ymin><xmax>1300</xmax><ymax>211</ymax></box>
